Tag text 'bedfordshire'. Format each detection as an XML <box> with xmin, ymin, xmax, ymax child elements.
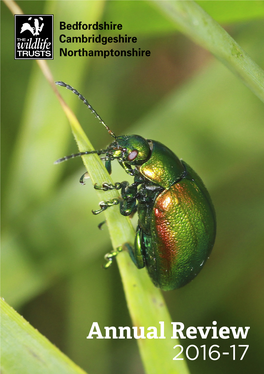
<box><xmin>59</xmin><ymin>21</ymin><xmax>151</xmax><ymax>58</ymax></box>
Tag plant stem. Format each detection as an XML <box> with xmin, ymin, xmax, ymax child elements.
<box><xmin>155</xmin><ymin>0</ymin><xmax>264</xmax><ymax>102</ymax></box>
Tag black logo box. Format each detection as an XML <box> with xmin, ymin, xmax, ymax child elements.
<box><xmin>15</xmin><ymin>14</ymin><xmax>54</xmax><ymax>60</ymax></box>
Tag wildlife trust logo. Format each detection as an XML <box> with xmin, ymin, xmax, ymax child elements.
<box><xmin>15</xmin><ymin>15</ymin><xmax>53</xmax><ymax>60</ymax></box>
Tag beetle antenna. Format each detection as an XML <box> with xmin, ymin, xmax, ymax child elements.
<box><xmin>56</xmin><ymin>81</ymin><xmax>116</xmax><ymax>139</ymax></box>
<box><xmin>54</xmin><ymin>149</ymin><xmax>108</xmax><ymax>164</ymax></box>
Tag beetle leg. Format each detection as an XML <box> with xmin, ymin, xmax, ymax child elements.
<box><xmin>120</xmin><ymin>200</ymin><xmax>137</xmax><ymax>216</ymax></box>
<box><xmin>121</xmin><ymin>181</ymin><xmax>138</xmax><ymax>195</ymax></box>
<box><xmin>119</xmin><ymin>182</ymin><xmax>138</xmax><ymax>216</ymax></box>
<box><xmin>103</xmin><ymin>246</ymin><xmax>123</xmax><ymax>268</ymax></box>
<box><xmin>92</xmin><ymin>198</ymin><xmax>120</xmax><ymax>215</ymax></box>
<box><xmin>94</xmin><ymin>182</ymin><xmax>122</xmax><ymax>191</ymax></box>
<box><xmin>128</xmin><ymin>206</ymin><xmax>138</xmax><ymax>218</ymax></box>
<box><xmin>103</xmin><ymin>236</ymin><xmax>145</xmax><ymax>269</ymax></box>
<box><xmin>119</xmin><ymin>160</ymin><xmax>134</xmax><ymax>176</ymax></box>
<box><xmin>123</xmin><ymin>228</ymin><xmax>145</xmax><ymax>269</ymax></box>
<box><xmin>105</xmin><ymin>158</ymin><xmax>112</xmax><ymax>174</ymax></box>
<box><xmin>79</xmin><ymin>172</ymin><xmax>90</xmax><ymax>185</ymax></box>
<box><xmin>98</xmin><ymin>220</ymin><xmax>106</xmax><ymax>230</ymax></box>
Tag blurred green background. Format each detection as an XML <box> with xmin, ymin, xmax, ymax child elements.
<box><xmin>2</xmin><ymin>1</ymin><xmax>264</xmax><ymax>373</ymax></box>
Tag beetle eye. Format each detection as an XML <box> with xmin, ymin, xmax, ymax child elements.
<box><xmin>127</xmin><ymin>150</ymin><xmax>138</xmax><ymax>161</ymax></box>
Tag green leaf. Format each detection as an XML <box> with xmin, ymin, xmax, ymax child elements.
<box><xmin>103</xmin><ymin>1</ymin><xmax>264</xmax><ymax>35</ymax></box>
<box><xmin>197</xmin><ymin>0</ymin><xmax>264</xmax><ymax>23</ymax></box>
<box><xmin>0</xmin><ymin>298</ymin><xmax>88</xmax><ymax>374</ymax></box>
<box><xmin>154</xmin><ymin>0</ymin><xmax>264</xmax><ymax>102</ymax></box>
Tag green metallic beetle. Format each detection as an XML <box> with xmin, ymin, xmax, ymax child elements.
<box><xmin>55</xmin><ymin>81</ymin><xmax>216</xmax><ymax>291</ymax></box>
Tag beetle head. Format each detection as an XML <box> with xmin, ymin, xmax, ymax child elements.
<box><xmin>109</xmin><ymin>135</ymin><xmax>151</xmax><ymax>165</ymax></box>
